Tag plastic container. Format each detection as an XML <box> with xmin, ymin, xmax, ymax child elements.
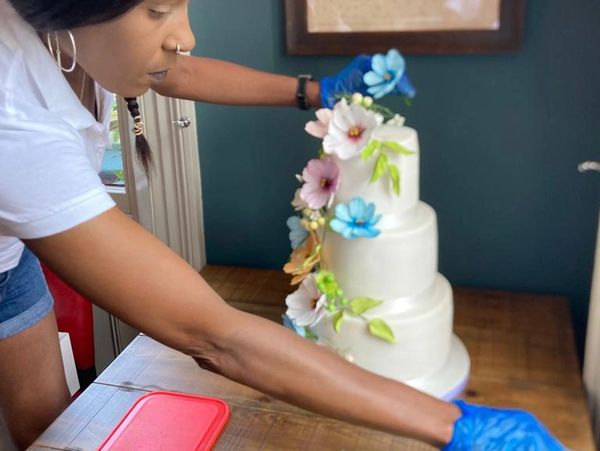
<box><xmin>42</xmin><ymin>263</ymin><xmax>95</xmax><ymax>370</ymax></box>
<box><xmin>97</xmin><ymin>391</ymin><xmax>230</xmax><ymax>450</ymax></box>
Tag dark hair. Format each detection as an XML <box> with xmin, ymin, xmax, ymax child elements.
<box><xmin>125</xmin><ymin>97</ymin><xmax>152</xmax><ymax>176</ymax></box>
<box><xmin>7</xmin><ymin>0</ymin><xmax>143</xmax><ymax>32</ymax></box>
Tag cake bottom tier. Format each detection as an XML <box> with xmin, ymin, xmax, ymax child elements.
<box><xmin>406</xmin><ymin>334</ymin><xmax>470</xmax><ymax>400</ymax></box>
<box><xmin>312</xmin><ymin>273</ymin><xmax>458</xmax><ymax>383</ymax></box>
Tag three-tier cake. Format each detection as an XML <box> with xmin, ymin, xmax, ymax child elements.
<box><xmin>283</xmin><ymin>63</ymin><xmax>469</xmax><ymax>399</ymax></box>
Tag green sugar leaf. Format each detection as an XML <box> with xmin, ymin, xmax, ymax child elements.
<box><xmin>382</xmin><ymin>141</ymin><xmax>415</xmax><ymax>155</ymax></box>
<box><xmin>350</xmin><ymin>298</ymin><xmax>383</xmax><ymax>315</ymax></box>
<box><xmin>389</xmin><ymin>164</ymin><xmax>401</xmax><ymax>196</ymax></box>
<box><xmin>368</xmin><ymin>104</ymin><xmax>396</xmax><ymax>122</ymax></box>
<box><xmin>332</xmin><ymin>310</ymin><xmax>344</xmax><ymax>333</ymax></box>
<box><xmin>370</xmin><ymin>152</ymin><xmax>389</xmax><ymax>183</ymax></box>
<box><xmin>304</xmin><ymin>327</ymin><xmax>318</xmax><ymax>341</ymax></box>
<box><xmin>361</xmin><ymin>139</ymin><xmax>381</xmax><ymax>160</ymax></box>
<box><xmin>368</xmin><ymin>319</ymin><xmax>396</xmax><ymax>343</ymax></box>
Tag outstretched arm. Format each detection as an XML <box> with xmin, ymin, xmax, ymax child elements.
<box><xmin>26</xmin><ymin>207</ymin><xmax>458</xmax><ymax>447</ymax></box>
<box><xmin>152</xmin><ymin>50</ymin><xmax>418</xmax><ymax>109</ymax></box>
<box><xmin>152</xmin><ymin>55</ymin><xmax>322</xmax><ymax>108</ymax></box>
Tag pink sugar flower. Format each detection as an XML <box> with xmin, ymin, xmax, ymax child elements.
<box><xmin>300</xmin><ymin>157</ymin><xmax>341</xmax><ymax>210</ymax></box>
<box><xmin>305</xmin><ymin>108</ymin><xmax>333</xmax><ymax>139</ymax></box>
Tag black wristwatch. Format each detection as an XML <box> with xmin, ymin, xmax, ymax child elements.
<box><xmin>296</xmin><ymin>74</ymin><xmax>313</xmax><ymax>110</ymax></box>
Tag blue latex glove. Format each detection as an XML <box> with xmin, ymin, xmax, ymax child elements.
<box><xmin>320</xmin><ymin>49</ymin><xmax>416</xmax><ymax>109</ymax></box>
<box><xmin>443</xmin><ymin>400</ymin><xmax>566</xmax><ymax>451</ymax></box>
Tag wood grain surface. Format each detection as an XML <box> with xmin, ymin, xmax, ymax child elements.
<box><xmin>33</xmin><ymin>265</ymin><xmax>595</xmax><ymax>450</ymax></box>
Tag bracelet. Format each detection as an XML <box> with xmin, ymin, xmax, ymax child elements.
<box><xmin>296</xmin><ymin>74</ymin><xmax>313</xmax><ymax>110</ymax></box>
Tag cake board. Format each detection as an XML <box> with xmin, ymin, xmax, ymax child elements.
<box><xmin>404</xmin><ymin>335</ymin><xmax>470</xmax><ymax>401</ymax></box>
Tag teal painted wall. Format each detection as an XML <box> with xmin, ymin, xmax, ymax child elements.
<box><xmin>189</xmin><ymin>1</ymin><xmax>600</xmax><ymax>354</ymax></box>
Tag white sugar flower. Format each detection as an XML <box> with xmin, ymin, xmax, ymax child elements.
<box><xmin>323</xmin><ymin>99</ymin><xmax>383</xmax><ymax>160</ymax></box>
<box><xmin>387</xmin><ymin>114</ymin><xmax>406</xmax><ymax>127</ymax></box>
<box><xmin>305</xmin><ymin>108</ymin><xmax>333</xmax><ymax>139</ymax></box>
<box><xmin>285</xmin><ymin>273</ymin><xmax>327</xmax><ymax>327</ymax></box>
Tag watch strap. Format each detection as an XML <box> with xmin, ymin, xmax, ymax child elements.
<box><xmin>296</xmin><ymin>74</ymin><xmax>313</xmax><ymax>110</ymax></box>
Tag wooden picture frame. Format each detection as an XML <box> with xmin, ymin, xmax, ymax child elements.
<box><xmin>285</xmin><ymin>0</ymin><xmax>525</xmax><ymax>55</ymax></box>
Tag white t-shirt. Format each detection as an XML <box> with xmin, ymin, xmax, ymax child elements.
<box><xmin>0</xmin><ymin>0</ymin><xmax>116</xmax><ymax>272</ymax></box>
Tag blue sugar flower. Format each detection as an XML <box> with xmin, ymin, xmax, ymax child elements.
<box><xmin>364</xmin><ymin>49</ymin><xmax>415</xmax><ymax>99</ymax></box>
<box><xmin>330</xmin><ymin>197</ymin><xmax>381</xmax><ymax>240</ymax></box>
<box><xmin>282</xmin><ymin>313</ymin><xmax>306</xmax><ymax>337</ymax></box>
<box><xmin>287</xmin><ymin>216</ymin><xmax>309</xmax><ymax>250</ymax></box>
<box><xmin>395</xmin><ymin>71</ymin><xmax>416</xmax><ymax>99</ymax></box>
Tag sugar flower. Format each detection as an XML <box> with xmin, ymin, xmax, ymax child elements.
<box><xmin>282</xmin><ymin>313</ymin><xmax>306</xmax><ymax>337</ymax></box>
<box><xmin>351</xmin><ymin>93</ymin><xmax>374</xmax><ymax>108</ymax></box>
<box><xmin>364</xmin><ymin>49</ymin><xmax>415</xmax><ymax>99</ymax></box>
<box><xmin>305</xmin><ymin>108</ymin><xmax>333</xmax><ymax>139</ymax></box>
<box><xmin>387</xmin><ymin>114</ymin><xmax>406</xmax><ymax>127</ymax></box>
<box><xmin>396</xmin><ymin>72</ymin><xmax>416</xmax><ymax>99</ymax></box>
<box><xmin>283</xmin><ymin>231</ymin><xmax>321</xmax><ymax>285</ymax></box>
<box><xmin>330</xmin><ymin>197</ymin><xmax>382</xmax><ymax>240</ymax></box>
<box><xmin>323</xmin><ymin>99</ymin><xmax>382</xmax><ymax>160</ymax></box>
<box><xmin>291</xmin><ymin>188</ymin><xmax>309</xmax><ymax>211</ymax></box>
<box><xmin>287</xmin><ymin>216</ymin><xmax>309</xmax><ymax>250</ymax></box>
<box><xmin>302</xmin><ymin>209</ymin><xmax>328</xmax><ymax>232</ymax></box>
<box><xmin>351</xmin><ymin>93</ymin><xmax>364</xmax><ymax>105</ymax></box>
<box><xmin>299</xmin><ymin>157</ymin><xmax>341</xmax><ymax>209</ymax></box>
<box><xmin>285</xmin><ymin>273</ymin><xmax>327</xmax><ymax>327</ymax></box>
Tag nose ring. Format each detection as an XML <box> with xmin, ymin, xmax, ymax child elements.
<box><xmin>176</xmin><ymin>43</ymin><xmax>182</xmax><ymax>54</ymax></box>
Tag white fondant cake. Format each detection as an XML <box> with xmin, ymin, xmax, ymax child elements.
<box><xmin>283</xmin><ymin>93</ymin><xmax>469</xmax><ymax>400</ymax></box>
<box><xmin>333</xmin><ymin>125</ymin><xmax>420</xmax><ymax>222</ymax></box>
<box><xmin>312</xmin><ymin>274</ymin><xmax>453</xmax><ymax>381</ymax></box>
<box><xmin>321</xmin><ymin>201</ymin><xmax>437</xmax><ymax>299</ymax></box>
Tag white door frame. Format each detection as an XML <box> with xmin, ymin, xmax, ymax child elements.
<box><xmin>95</xmin><ymin>92</ymin><xmax>206</xmax><ymax>370</ymax></box>
<box><xmin>584</xmin><ymin>212</ymin><xmax>600</xmax><ymax>445</ymax></box>
<box><xmin>122</xmin><ymin>92</ymin><xmax>206</xmax><ymax>271</ymax></box>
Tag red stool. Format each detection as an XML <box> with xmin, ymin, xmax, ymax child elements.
<box><xmin>41</xmin><ymin>264</ymin><xmax>97</xmax><ymax>390</ymax></box>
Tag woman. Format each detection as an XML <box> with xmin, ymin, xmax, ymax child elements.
<box><xmin>0</xmin><ymin>0</ymin><xmax>565</xmax><ymax>449</ymax></box>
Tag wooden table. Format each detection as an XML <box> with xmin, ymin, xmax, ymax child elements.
<box><xmin>33</xmin><ymin>266</ymin><xmax>596</xmax><ymax>450</ymax></box>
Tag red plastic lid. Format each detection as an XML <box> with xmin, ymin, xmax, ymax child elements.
<box><xmin>97</xmin><ymin>391</ymin><xmax>230</xmax><ymax>450</ymax></box>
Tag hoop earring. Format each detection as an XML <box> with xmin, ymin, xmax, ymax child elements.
<box><xmin>46</xmin><ymin>31</ymin><xmax>77</xmax><ymax>73</ymax></box>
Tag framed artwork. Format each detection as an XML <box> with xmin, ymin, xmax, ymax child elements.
<box><xmin>285</xmin><ymin>0</ymin><xmax>525</xmax><ymax>55</ymax></box>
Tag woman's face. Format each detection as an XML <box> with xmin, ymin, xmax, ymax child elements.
<box><xmin>71</xmin><ymin>0</ymin><xmax>196</xmax><ymax>96</ymax></box>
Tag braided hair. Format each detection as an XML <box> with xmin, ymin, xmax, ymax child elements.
<box><xmin>124</xmin><ymin>97</ymin><xmax>152</xmax><ymax>176</ymax></box>
<box><xmin>9</xmin><ymin>0</ymin><xmax>153</xmax><ymax>175</ymax></box>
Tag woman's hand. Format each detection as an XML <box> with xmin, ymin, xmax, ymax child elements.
<box><xmin>320</xmin><ymin>49</ymin><xmax>416</xmax><ymax>108</ymax></box>
<box><xmin>443</xmin><ymin>400</ymin><xmax>566</xmax><ymax>450</ymax></box>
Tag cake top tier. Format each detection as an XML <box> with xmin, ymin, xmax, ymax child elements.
<box><xmin>332</xmin><ymin>121</ymin><xmax>420</xmax><ymax>229</ymax></box>
<box><xmin>300</xmin><ymin>94</ymin><xmax>420</xmax><ymax>222</ymax></box>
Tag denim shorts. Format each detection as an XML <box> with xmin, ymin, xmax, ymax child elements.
<box><xmin>0</xmin><ymin>247</ymin><xmax>54</xmax><ymax>340</ymax></box>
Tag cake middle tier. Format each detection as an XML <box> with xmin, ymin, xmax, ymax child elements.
<box><xmin>322</xmin><ymin>201</ymin><xmax>438</xmax><ymax>300</ymax></box>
